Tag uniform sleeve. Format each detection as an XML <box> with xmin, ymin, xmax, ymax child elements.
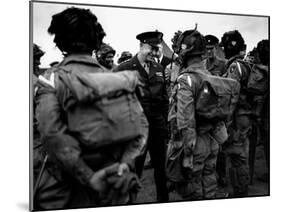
<box><xmin>35</xmin><ymin>82</ymin><xmax>94</xmax><ymax>186</ymax></box>
<box><xmin>176</xmin><ymin>75</ymin><xmax>197</xmax><ymax>155</ymax></box>
<box><xmin>227</xmin><ymin>62</ymin><xmax>242</xmax><ymax>82</ymax></box>
<box><xmin>162</xmin><ymin>78</ymin><xmax>170</xmax><ymax>125</ymax></box>
<box><xmin>112</xmin><ymin>63</ymin><xmax>126</xmax><ymax>72</ymax></box>
<box><xmin>120</xmin><ymin>112</ymin><xmax>149</xmax><ymax>169</ymax></box>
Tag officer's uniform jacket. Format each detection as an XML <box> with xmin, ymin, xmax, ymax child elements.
<box><xmin>114</xmin><ymin>55</ymin><xmax>169</xmax><ymax>130</ymax></box>
<box><xmin>35</xmin><ymin>54</ymin><xmax>146</xmax><ymax>186</ymax></box>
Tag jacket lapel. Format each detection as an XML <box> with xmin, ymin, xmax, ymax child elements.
<box><xmin>148</xmin><ymin>61</ymin><xmax>158</xmax><ymax>79</ymax></box>
<box><xmin>132</xmin><ymin>55</ymin><xmax>149</xmax><ymax>79</ymax></box>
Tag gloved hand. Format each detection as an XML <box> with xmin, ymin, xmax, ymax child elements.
<box><xmin>117</xmin><ymin>163</ymin><xmax>130</xmax><ymax>176</ymax></box>
<box><xmin>182</xmin><ymin>155</ymin><xmax>193</xmax><ymax>169</ymax></box>
<box><xmin>89</xmin><ymin>163</ymin><xmax>119</xmax><ymax>192</ymax></box>
<box><xmin>89</xmin><ymin>169</ymin><xmax>107</xmax><ymax>192</ymax></box>
<box><xmin>181</xmin><ymin>129</ymin><xmax>195</xmax><ymax>169</ymax></box>
<box><xmin>105</xmin><ymin>171</ymin><xmax>141</xmax><ymax>204</ymax></box>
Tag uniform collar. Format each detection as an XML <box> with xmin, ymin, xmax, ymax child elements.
<box><xmin>184</xmin><ymin>61</ymin><xmax>211</xmax><ymax>75</ymax></box>
<box><xmin>206</xmin><ymin>57</ymin><xmax>221</xmax><ymax>69</ymax></box>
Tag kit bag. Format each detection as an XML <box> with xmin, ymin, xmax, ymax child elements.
<box><xmin>55</xmin><ymin>68</ymin><xmax>144</xmax><ymax>149</ymax></box>
<box><xmin>180</xmin><ymin>69</ymin><xmax>240</xmax><ymax>122</ymax></box>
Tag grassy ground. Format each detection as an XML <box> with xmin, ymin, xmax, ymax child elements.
<box><xmin>135</xmin><ymin>145</ymin><xmax>269</xmax><ymax>204</ymax></box>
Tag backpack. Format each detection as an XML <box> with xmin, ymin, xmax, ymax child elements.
<box><xmin>177</xmin><ymin>69</ymin><xmax>240</xmax><ymax>122</ymax></box>
<box><xmin>247</xmin><ymin>64</ymin><xmax>269</xmax><ymax>95</ymax></box>
<box><xmin>53</xmin><ymin>67</ymin><xmax>144</xmax><ymax>149</ymax></box>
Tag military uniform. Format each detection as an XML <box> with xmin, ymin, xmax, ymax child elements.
<box><xmin>168</xmin><ymin>61</ymin><xmax>220</xmax><ymax>199</ymax></box>
<box><xmin>204</xmin><ymin>55</ymin><xmax>227</xmax><ymax>187</ymax></box>
<box><xmin>223</xmin><ymin>55</ymin><xmax>253</xmax><ymax>196</ymax></box>
<box><xmin>205</xmin><ymin>57</ymin><xmax>226</xmax><ymax>76</ymax></box>
<box><xmin>34</xmin><ymin>54</ymin><xmax>148</xmax><ymax>209</ymax></box>
<box><xmin>114</xmin><ymin>54</ymin><xmax>169</xmax><ymax>202</ymax></box>
<box><xmin>204</xmin><ymin>35</ymin><xmax>227</xmax><ymax>77</ymax></box>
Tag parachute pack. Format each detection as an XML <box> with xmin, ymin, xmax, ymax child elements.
<box><xmin>41</xmin><ymin>67</ymin><xmax>145</xmax><ymax>149</ymax></box>
<box><xmin>173</xmin><ymin>69</ymin><xmax>240</xmax><ymax>123</ymax></box>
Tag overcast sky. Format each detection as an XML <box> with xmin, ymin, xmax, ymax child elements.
<box><xmin>32</xmin><ymin>1</ymin><xmax>268</xmax><ymax>68</ymax></box>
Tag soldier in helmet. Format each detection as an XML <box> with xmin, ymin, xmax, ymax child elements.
<box><xmin>255</xmin><ymin>39</ymin><xmax>269</xmax><ymax>182</ymax></box>
<box><xmin>95</xmin><ymin>43</ymin><xmax>116</xmax><ymax>72</ymax></box>
<box><xmin>245</xmin><ymin>48</ymin><xmax>260</xmax><ymax>65</ymax></box>
<box><xmin>117</xmin><ymin>51</ymin><xmax>133</xmax><ymax>64</ymax></box>
<box><xmin>34</xmin><ymin>7</ymin><xmax>148</xmax><ymax>210</ymax></box>
<box><xmin>114</xmin><ymin>31</ymin><xmax>169</xmax><ymax>202</ymax></box>
<box><xmin>220</xmin><ymin>30</ymin><xmax>252</xmax><ymax>197</ymax></box>
<box><xmin>204</xmin><ymin>34</ymin><xmax>226</xmax><ymax>76</ymax></box>
<box><xmin>166</xmin><ymin>27</ymin><xmax>228</xmax><ymax>200</ymax></box>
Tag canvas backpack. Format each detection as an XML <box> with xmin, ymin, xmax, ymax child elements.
<box><xmin>175</xmin><ymin>68</ymin><xmax>240</xmax><ymax>123</ymax></box>
<box><xmin>40</xmin><ymin>66</ymin><xmax>145</xmax><ymax>149</ymax></box>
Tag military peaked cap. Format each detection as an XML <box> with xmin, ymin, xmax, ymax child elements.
<box><xmin>205</xmin><ymin>34</ymin><xmax>219</xmax><ymax>47</ymax></box>
<box><xmin>136</xmin><ymin>31</ymin><xmax>163</xmax><ymax>47</ymax></box>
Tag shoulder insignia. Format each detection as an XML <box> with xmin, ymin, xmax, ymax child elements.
<box><xmin>187</xmin><ymin>75</ymin><xmax>192</xmax><ymax>87</ymax></box>
<box><xmin>38</xmin><ymin>73</ymin><xmax>55</xmax><ymax>88</ymax></box>
<box><xmin>235</xmin><ymin>62</ymin><xmax>242</xmax><ymax>76</ymax></box>
<box><xmin>177</xmin><ymin>74</ymin><xmax>192</xmax><ymax>87</ymax></box>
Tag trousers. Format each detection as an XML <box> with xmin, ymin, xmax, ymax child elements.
<box><xmin>223</xmin><ymin>114</ymin><xmax>251</xmax><ymax>196</ymax></box>
<box><xmin>135</xmin><ymin>126</ymin><xmax>169</xmax><ymax>202</ymax></box>
<box><xmin>174</xmin><ymin>133</ymin><xmax>219</xmax><ymax>200</ymax></box>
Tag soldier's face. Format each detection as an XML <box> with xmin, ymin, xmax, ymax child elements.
<box><xmin>102</xmin><ymin>53</ymin><xmax>115</xmax><ymax>69</ymax></box>
<box><xmin>206</xmin><ymin>46</ymin><xmax>215</xmax><ymax>58</ymax></box>
<box><xmin>152</xmin><ymin>44</ymin><xmax>163</xmax><ymax>59</ymax></box>
<box><xmin>140</xmin><ymin>43</ymin><xmax>154</xmax><ymax>61</ymax></box>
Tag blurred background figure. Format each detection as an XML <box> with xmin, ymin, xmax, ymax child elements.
<box><xmin>245</xmin><ymin>47</ymin><xmax>260</xmax><ymax>65</ymax></box>
<box><xmin>204</xmin><ymin>34</ymin><xmax>226</xmax><ymax>76</ymax></box>
<box><xmin>117</xmin><ymin>51</ymin><xmax>133</xmax><ymax>64</ymax></box>
<box><xmin>33</xmin><ymin>44</ymin><xmax>45</xmax><ymax>77</ymax></box>
<box><xmin>255</xmin><ymin>39</ymin><xmax>269</xmax><ymax>183</ymax></box>
<box><xmin>95</xmin><ymin>43</ymin><xmax>116</xmax><ymax>72</ymax></box>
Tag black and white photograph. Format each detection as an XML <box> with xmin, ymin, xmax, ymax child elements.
<box><xmin>30</xmin><ymin>0</ymin><xmax>270</xmax><ymax>211</ymax></box>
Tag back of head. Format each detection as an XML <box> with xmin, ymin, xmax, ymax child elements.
<box><xmin>172</xmin><ymin>27</ymin><xmax>206</xmax><ymax>68</ymax></box>
<box><xmin>179</xmin><ymin>30</ymin><xmax>206</xmax><ymax>56</ymax></box>
<box><xmin>220</xmin><ymin>30</ymin><xmax>245</xmax><ymax>59</ymax></box>
<box><xmin>47</xmin><ymin>7</ymin><xmax>106</xmax><ymax>55</ymax></box>
<box><xmin>257</xmin><ymin>39</ymin><xmax>269</xmax><ymax>66</ymax></box>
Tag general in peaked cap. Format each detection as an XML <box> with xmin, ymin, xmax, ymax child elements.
<box><xmin>136</xmin><ymin>31</ymin><xmax>163</xmax><ymax>47</ymax></box>
<box><xmin>205</xmin><ymin>34</ymin><xmax>219</xmax><ymax>48</ymax></box>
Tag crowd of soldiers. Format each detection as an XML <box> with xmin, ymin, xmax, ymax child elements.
<box><xmin>32</xmin><ymin>7</ymin><xmax>269</xmax><ymax>210</ymax></box>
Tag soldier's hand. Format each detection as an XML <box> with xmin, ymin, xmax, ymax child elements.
<box><xmin>182</xmin><ymin>155</ymin><xmax>193</xmax><ymax>169</ymax></box>
<box><xmin>89</xmin><ymin>169</ymin><xmax>107</xmax><ymax>192</ymax></box>
<box><xmin>118</xmin><ymin>163</ymin><xmax>130</xmax><ymax>176</ymax></box>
